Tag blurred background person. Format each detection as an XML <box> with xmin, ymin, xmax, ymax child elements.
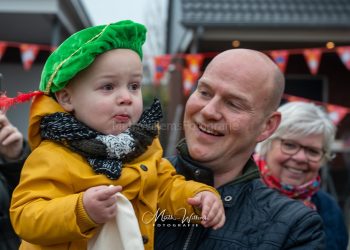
<box><xmin>255</xmin><ymin>101</ymin><xmax>349</xmax><ymax>250</ymax></box>
<box><xmin>0</xmin><ymin>111</ymin><xmax>30</xmax><ymax>250</ymax></box>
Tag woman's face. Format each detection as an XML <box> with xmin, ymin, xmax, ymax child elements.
<box><xmin>265</xmin><ymin>134</ymin><xmax>324</xmax><ymax>186</ymax></box>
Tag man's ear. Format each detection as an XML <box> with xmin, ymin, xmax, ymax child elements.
<box><xmin>256</xmin><ymin>111</ymin><xmax>281</xmax><ymax>143</ymax></box>
<box><xmin>55</xmin><ymin>88</ymin><xmax>74</xmax><ymax>112</ymax></box>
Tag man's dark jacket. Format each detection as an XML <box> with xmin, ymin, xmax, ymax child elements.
<box><xmin>155</xmin><ymin>141</ymin><xmax>325</xmax><ymax>250</ymax></box>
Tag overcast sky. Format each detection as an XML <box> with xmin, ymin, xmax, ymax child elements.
<box><xmin>81</xmin><ymin>0</ymin><xmax>148</xmax><ymax>25</ymax></box>
<box><xmin>81</xmin><ymin>0</ymin><xmax>168</xmax><ymax>57</ymax></box>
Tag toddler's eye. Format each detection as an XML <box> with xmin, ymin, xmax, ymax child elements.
<box><xmin>102</xmin><ymin>84</ymin><xmax>114</xmax><ymax>91</ymax></box>
<box><xmin>129</xmin><ymin>83</ymin><xmax>140</xmax><ymax>91</ymax></box>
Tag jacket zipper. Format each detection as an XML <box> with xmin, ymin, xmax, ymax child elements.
<box><xmin>182</xmin><ymin>226</ymin><xmax>195</xmax><ymax>250</ymax></box>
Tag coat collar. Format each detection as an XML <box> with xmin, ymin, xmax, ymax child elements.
<box><xmin>175</xmin><ymin>138</ymin><xmax>260</xmax><ymax>187</ymax></box>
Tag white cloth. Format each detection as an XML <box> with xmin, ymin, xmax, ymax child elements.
<box><xmin>88</xmin><ymin>193</ymin><xmax>144</xmax><ymax>250</ymax></box>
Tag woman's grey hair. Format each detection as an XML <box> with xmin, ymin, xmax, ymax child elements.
<box><xmin>256</xmin><ymin>101</ymin><xmax>336</xmax><ymax>162</ymax></box>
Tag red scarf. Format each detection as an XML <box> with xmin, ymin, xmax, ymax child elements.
<box><xmin>255</xmin><ymin>156</ymin><xmax>320</xmax><ymax>210</ymax></box>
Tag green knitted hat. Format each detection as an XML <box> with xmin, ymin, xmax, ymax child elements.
<box><xmin>39</xmin><ymin>20</ymin><xmax>147</xmax><ymax>94</ymax></box>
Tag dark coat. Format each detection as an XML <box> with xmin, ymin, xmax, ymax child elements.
<box><xmin>312</xmin><ymin>190</ymin><xmax>348</xmax><ymax>250</ymax></box>
<box><xmin>0</xmin><ymin>142</ymin><xmax>30</xmax><ymax>250</ymax></box>
<box><xmin>155</xmin><ymin>147</ymin><xmax>325</xmax><ymax>250</ymax></box>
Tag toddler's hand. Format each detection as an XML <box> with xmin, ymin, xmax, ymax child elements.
<box><xmin>83</xmin><ymin>185</ymin><xmax>122</xmax><ymax>224</ymax></box>
<box><xmin>187</xmin><ymin>191</ymin><xmax>225</xmax><ymax>230</ymax></box>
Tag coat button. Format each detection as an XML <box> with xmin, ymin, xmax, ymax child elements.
<box><xmin>194</xmin><ymin>169</ymin><xmax>200</xmax><ymax>177</ymax></box>
<box><xmin>224</xmin><ymin>195</ymin><xmax>232</xmax><ymax>202</ymax></box>
<box><xmin>142</xmin><ymin>235</ymin><xmax>149</xmax><ymax>244</ymax></box>
<box><xmin>140</xmin><ymin>164</ymin><xmax>148</xmax><ymax>171</ymax></box>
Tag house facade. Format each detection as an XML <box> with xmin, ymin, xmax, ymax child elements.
<box><xmin>165</xmin><ymin>0</ymin><xmax>350</xmax><ymax>225</ymax></box>
<box><xmin>0</xmin><ymin>0</ymin><xmax>92</xmax><ymax>136</ymax></box>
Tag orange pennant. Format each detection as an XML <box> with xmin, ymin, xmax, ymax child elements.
<box><xmin>50</xmin><ymin>46</ymin><xmax>57</xmax><ymax>53</ymax></box>
<box><xmin>154</xmin><ymin>55</ymin><xmax>172</xmax><ymax>86</ymax></box>
<box><xmin>284</xmin><ymin>94</ymin><xmax>311</xmax><ymax>103</ymax></box>
<box><xmin>185</xmin><ymin>54</ymin><xmax>204</xmax><ymax>76</ymax></box>
<box><xmin>284</xmin><ymin>94</ymin><xmax>350</xmax><ymax>125</ymax></box>
<box><xmin>19</xmin><ymin>44</ymin><xmax>40</xmax><ymax>71</ymax></box>
<box><xmin>270</xmin><ymin>50</ymin><xmax>289</xmax><ymax>73</ymax></box>
<box><xmin>336</xmin><ymin>46</ymin><xmax>350</xmax><ymax>71</ymax></box>
<box><xmin>303</xmin><ymin>49</ymin><xmax>322</xmax><ymax>75</ymax></box>
<box><xmin>0</xmin><ymin>42</ymin><xmax>7</xmax><ymax>61</ymax></box>
<box><xmin>326</xmin><ymin>104</ymin><xmax>350</xmax><ymax>125</ymax></box>
<box><xmin>183</xmin><ymin>68</ymin><xmax>196</xmax><ymax>97</ymax></box>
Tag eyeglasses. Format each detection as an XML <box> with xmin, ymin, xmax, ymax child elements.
<box><xmin>277</xmin><ymin>138</ymin><xmax>325</xmax><ymax>162</ymax></box>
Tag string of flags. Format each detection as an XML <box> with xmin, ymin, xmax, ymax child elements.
<box><xmin>1</xmin><ymin>40</ymin><xmax>350</xmax><ymax>98</ymax></box>
<box><xmin>269</xmin><ymin>47</ymin><xmax>350</xmax><ymax>74</ymax></box>
<box><xmin>154</xmin><ymin>46</ymin><xmax>350</xmax><ymax>96</ymax></box>
<box><xmin>0</xmin><ymin>41</ymin><xmax>55</xmax><ymax>71</ymax></box>
<box><xmin>283</xmin><ymin>94</ymin><xmax>350</xmax><ymax>126</ymax></box>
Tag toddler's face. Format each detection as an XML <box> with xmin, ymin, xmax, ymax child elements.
<box><xmin>58</xmin><ymin>49</ymin><xmax>143</xmax><ymax>135</ymax></box>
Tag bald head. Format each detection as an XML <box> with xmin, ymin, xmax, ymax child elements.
<box><xmin>184</xmin><ymin>49</ymin><xmax>284</xmax><ymax>176</ymax></box>
<box><xmin>207</xmin><ymin>49</ymin><xmax>285</xmax><ymax>113</ymax></box>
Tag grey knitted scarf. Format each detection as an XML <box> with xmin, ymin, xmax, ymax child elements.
<box><xmin>40</xmin><ymin>99</ymin><xmax>162</xmax><ymax>179</ymax></box>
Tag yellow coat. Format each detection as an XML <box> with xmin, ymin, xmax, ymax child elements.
<box><xmin>10</xmin><ymin>95</ymin><xmax>217</xmax><ymax>250</ymax></box>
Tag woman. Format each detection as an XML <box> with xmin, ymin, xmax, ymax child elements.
<box><xmin>255</xmin><ymin>101</ymin><xmax>348</xmax><ymax>250</ymax></box>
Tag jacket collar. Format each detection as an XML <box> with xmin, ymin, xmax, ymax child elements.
<box><xmin>175</xmin><ymin>139</ymin><xmax>260</xmax><ymax>187</ymax></box>
<box><xmin>28</xmin><ymin>95</ymin><xmax>66</xmax><ymax>151</ymax></box>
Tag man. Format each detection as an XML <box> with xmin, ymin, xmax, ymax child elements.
<box><xmin>155</xmin><ymin>49</ymin><xmax>324</xmax><ymax>249</ymax></box>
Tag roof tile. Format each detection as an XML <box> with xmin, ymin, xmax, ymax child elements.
<box><xmin>181</xmin><ymin>0</ymin><xmax>350</xmax><ymax>27</ymax></box>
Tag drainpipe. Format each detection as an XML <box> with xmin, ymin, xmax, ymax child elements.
<box><xmin>51</xmin><ymin>17</ymin><xmax>62</xmax><ymax>46</ymax></box>
<box><xmin>165</xmin><ymin>0</ymin><xmax>173</xmax><ymax>54</ymax></box>
<box><xmin>190</xmin><ymin>26</ymin><xmax>204</xmax><ymax>54</ymax></box>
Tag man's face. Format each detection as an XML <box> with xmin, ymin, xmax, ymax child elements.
<box><xmin>61</xmin><ymin>49</ymin><xmax>143</xmax><ymax>135</ymax></box>
<box><xmin>184</xmin><ymin>51</ymin><xmax>277</xmax><ymax>170</ymax></box>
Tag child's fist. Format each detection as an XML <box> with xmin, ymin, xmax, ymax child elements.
<box><xmin>83</xmin><ymin>185</ymin><xmax>122</xmax><ymax>224</ymax></box>
<box><xmin>188</xmin><ymin>191</ymin><xmax>225</xmax><ymax>230</ymax></box>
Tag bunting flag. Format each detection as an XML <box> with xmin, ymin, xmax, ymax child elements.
<box><xmin>326</xmin><ymin>104</ymin><xmax>349</xmax><ymax>125</ymax></box>
<box><xmin>183</xmin><ymin>68</ymin><xmax>196</xmax><ymax>97</ymax></box>
<box><xmin>0</xmin><ymin>39</ymin><xmax>349</xmax><ymax>82</ymax></box>
<box><xmin>336</xmin><ymin>46</ymin><xmax>350</xmax><ymax>70</ymax></box>
<box><xmin>270</xmin><ymin>50</ymin><xmax>289</xmax><ymax>73</ymax></box>
<box><xmin>283</xmin><ymin>94</ymin><xmax>350</xmax><ymax>125</ymax></box>
<box><xmin>182</xmin><ymin>54</ymin><xmax>204</xmax><ymax>97</ymax></box>
<box><xmin>185</xmin><ymin>54</ymin><xmax>204</xmax><ymax>76</ymax></box>
<box><xmin>153</xmin><ymin>55</ymin><xmax>172</xmax><ymax>86</ymax></box>
<box><xmin>0</xmin><ymin>42</ymin><xmax>7</xmax><ymax>62</ymax></box>
<box><xmin>19</xmin><ymin>44</ymin><xmax>40</xmax><ymax>71</ymax></box>
<box><xmin>284</xmin><ymin>94</ymin><xmax>310</xmax><ymax>103</ymax></box>
<box><xmin>303</xmin><ymin>49</ymin><xmax>322</xmax><ymax>75</ymax></box>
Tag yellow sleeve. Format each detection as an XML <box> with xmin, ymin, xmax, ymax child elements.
<box><xmin>76</xmin><ymin>192</ymin><xmax>98</xmax><ymax>233</ymax></box>
<box><xmin>10</xmin><ymin>145</ymin><xmax>97</xmax><ymax>245</ymax></box>
<box><xmin>157</xmin><ymin>157</ymin><xmax>220</xmax><ymax>220</ymax></box>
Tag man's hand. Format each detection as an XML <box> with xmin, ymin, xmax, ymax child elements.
<box><xmin>0</xmin><ymin>112</ymin><xmax>23</xmax><ymax>160</ymax></box>
<box><xmin>83</xmin><ymin>185</ymin><xmax>123</xmax><ymax>224</ymax></box>
<box><xmin>187</xmin><ymin>191</ymin><xmax>225</xmax><ymax>230</ymax></box>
